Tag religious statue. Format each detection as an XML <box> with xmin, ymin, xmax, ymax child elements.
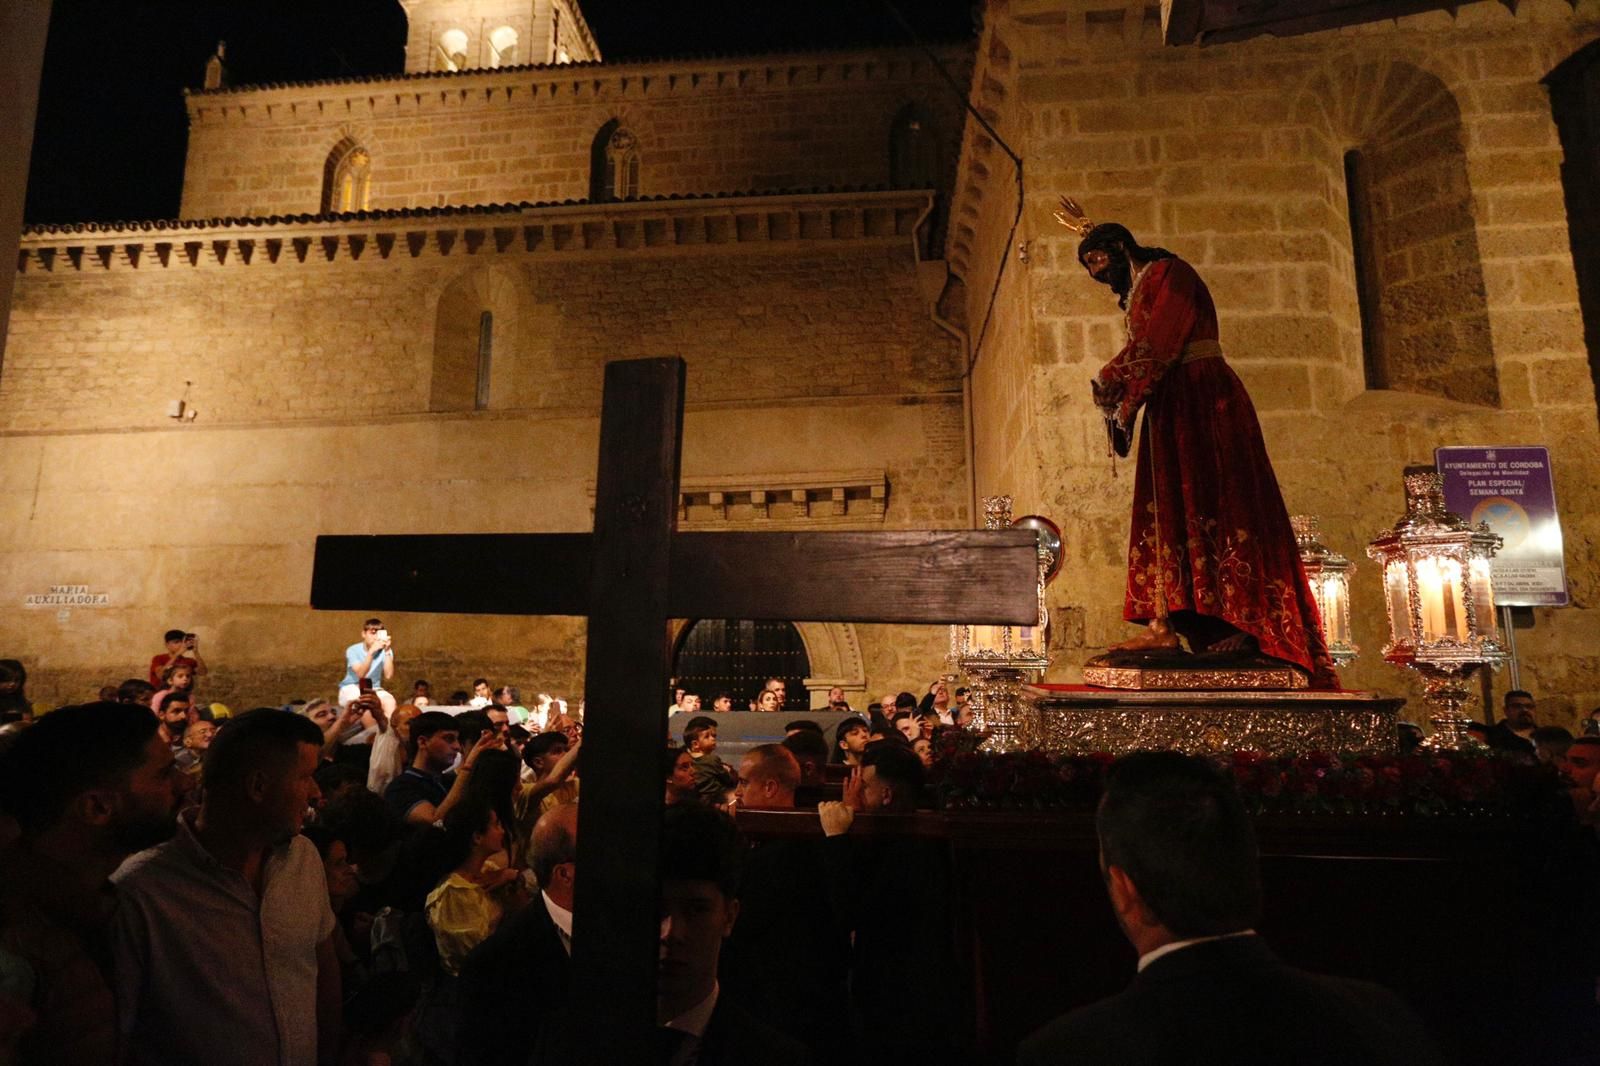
<box><xmin>1056</xmin><ymin>198</ymin><xmax>1339</xmax><ymax>690</ymax></box>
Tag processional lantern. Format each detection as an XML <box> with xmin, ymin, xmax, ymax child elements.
<box><xmin>1291</xmin><ymin>514</ymin><xmax>1358</xmax><ymax>668</ymax></box>
<box><xmin>1366</xmin><ymin>467</ymin><xmax>1505</xmax><ymax>750</ymax></box>
<box><xmin>949</xmin><ymin>496</ymin><xmax>1060</xmax><ymax>752</ymax></box>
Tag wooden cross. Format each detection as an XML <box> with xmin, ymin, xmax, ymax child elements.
<box><xmin>310</xmin><ymin>357</ymin><xmax>1038</xmax><ymax>1062</ymax></box>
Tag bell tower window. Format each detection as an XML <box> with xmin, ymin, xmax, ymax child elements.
<box><xmin>321</xmin><ymin>140</ymin><xmax>371</xmax><ymax>214</ymax></box>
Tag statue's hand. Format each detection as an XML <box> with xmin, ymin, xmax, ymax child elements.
<box><xmin>1090</xmin><ymin>377</ymin><xmax>1123</xmax><ymax>412</ymax></box>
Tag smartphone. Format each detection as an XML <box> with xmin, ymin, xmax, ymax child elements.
<box><xmin>358</xmin><ymin>677</ymin><xmax>374</xmax><ymax>695</ymax></box>
<box><xmin>376</xmin><ymin>628</ymin><xmax>390</xmax><ymax>644</ymax></box>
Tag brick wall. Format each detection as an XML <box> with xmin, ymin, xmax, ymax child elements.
<box><xmin>960</xmin><ymin>0</ymin><xmax>1600</xmax><ymax>725</ymax></box>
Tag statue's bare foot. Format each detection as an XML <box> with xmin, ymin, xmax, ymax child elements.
<box><xmin>1109</xmin><ymin>619</ymin><xmax>1183</xmax><ymax>653</ymax></box>
<box><xmin>1207</xmin><ymin>631</ymin><xmax>1259</xmax><ymax>655</ymax></box>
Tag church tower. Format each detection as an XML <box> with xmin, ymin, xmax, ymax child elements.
<box><xmin>398</xmin><ymin>0</ymin><xmax>600</xmax><ymax>73</ymax></box>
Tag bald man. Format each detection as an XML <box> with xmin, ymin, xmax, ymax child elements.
<box><xmin>735</xmin><ymin>744</ymin><xmax>801</xmax><ymax>810</ymax></box>
<box><xmin>457</xmin><ymin>802</ymin><xmax>577</xmax><ymax>1065</ymax></box>
<box><xmin>723</xmin><ymin>749</ymin><xmax>846</xmax><ymax>1060</ymax></box>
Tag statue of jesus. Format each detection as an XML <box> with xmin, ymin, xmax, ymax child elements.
<box><xmin>1057</xmin><ymin>199</ymin><xmax>1338</xmax><ymax>689</ymax></box>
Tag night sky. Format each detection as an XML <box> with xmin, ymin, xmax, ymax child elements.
<box><xmin>25</xmin><ymin>0</ymin><xmax>978</xmax><ymax>226</ymax></box>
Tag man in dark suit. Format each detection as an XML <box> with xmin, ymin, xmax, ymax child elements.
<box><xmin>723</xmin><ymin>746</ymin><xmax>850</xmax><ymax>1061</ymax></box>
<box><xmin>455</xmin><ymin>801</ymin><xmax>577</xmax><ymax>1066</ymax></box>
<box><xmin>657</xmin><ymin>804</ymin><xmax>810</xmax><ymax>1066</ymax></box>
<box><xmin>1018</xmin><ymin>752</ymin><xmax>1444</xmax><ymax>1066</ymax></box>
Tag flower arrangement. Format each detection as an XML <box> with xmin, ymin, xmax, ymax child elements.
<box><xmin>928</xmin><ymin>729</ymin><xmax>1567</xmax><ymax>818</ymax></box>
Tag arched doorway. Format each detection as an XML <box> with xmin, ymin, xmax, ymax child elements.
<box><xmin>672</xmin><ymin>619</ymin><xmax>810</xmax><ymax>710</ymax></box>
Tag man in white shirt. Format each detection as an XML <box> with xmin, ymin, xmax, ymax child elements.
<box><xmin>111</xmin><ymin>709</ymin><xmax>339</xmax><ymax>1066</ymax></box>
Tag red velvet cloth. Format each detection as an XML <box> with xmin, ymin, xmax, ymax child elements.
<box><xmin>1096</xmin><ymin>258</ymin><xmax>1338</xmax><ymax>689</ymax></box>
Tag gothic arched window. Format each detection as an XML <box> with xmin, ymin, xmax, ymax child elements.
<box><xmin>321</xmin><ymin>139</ymin><xmax>371</xmax><ymax>214</ymax></box>
<box><xmin>589</xmin><ymin>120</ymin><xmax>639</xmax><ymax>202</ymax></box>
<box><xmin>488</xmin><ymin>26</ymin><xmax>518</xmax><ymax>67</ymax></box>
<box><xmin>889</xmin><ymin>104</ymin><xmax>940</xmax><ymax>189</ymax></box>
<box><xmin>437</xmin><ymin>28</ymin><xmax>469</xmax><ymax>71</ymax></box>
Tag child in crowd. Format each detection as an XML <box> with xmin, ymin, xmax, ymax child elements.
<box><xmin>683</xmin><ymin>715</ymin><xmax>735</xmax><ymax>803</ymax></box>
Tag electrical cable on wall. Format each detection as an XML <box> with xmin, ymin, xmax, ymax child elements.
<box><xmin>880</xmin><ymin>0</ymin><xmax>1025</xmax><ymax>378</ymax></box>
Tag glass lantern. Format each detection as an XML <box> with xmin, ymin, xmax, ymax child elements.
<box><xmin>1291</xmin><ymin>514</ymin><xmax>1358</xmax><ymax>668</ymax></box>
<box><xmin>1366</xmin><ymin>467</ymin><xmax>1505</xmax><ymax>749</ymax></box>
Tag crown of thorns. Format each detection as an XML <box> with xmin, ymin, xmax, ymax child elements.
<box><xmin>1052</xmin><ymin>196</ymin><xmax>1096</xmax><ymax>238</ymax></box>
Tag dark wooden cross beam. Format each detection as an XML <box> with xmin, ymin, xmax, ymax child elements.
<box><xmin>310</xmin><ymin>357</ymin><xmax>1039</xmax><ymax>1063</ymax></box>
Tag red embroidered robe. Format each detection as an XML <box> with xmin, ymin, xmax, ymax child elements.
<box><xmin>1096</xmin><ymin>258</ymin><xmax>1338</xmax><ymax>688</ymax></box>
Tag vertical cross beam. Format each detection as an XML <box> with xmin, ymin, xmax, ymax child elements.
<box><xmin>568</xmin><ymin>357</ymin><xmax>685</xmax><ymax>1061</ymax></box>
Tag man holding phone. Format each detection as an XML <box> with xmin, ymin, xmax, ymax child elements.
<box><xmin>338</xmin><ymin>617</ymin><xmax>396</xmax><ymax>715</ymax></box>
<box><xmin>148</xmin><ymin>629</ymin><xmax>207</xmax><ymax>689</ymax></box>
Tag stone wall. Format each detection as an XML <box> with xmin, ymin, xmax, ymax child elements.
<box><xmin>3</xmin><ymin>209</ymin><xmax>959</xmax><ymax>431</ymax></box>
<box><xmin>959</xmin><ymin>0</ymin><xmax>1600</xmax><ymax>726</ymax></box>
<box><xmin>178</xmin><ymin>46</ymin><xmax>970</xmax><ymax>220</ymax></box>
<box><xmin>1</xmin><ymin>206</ymin><xmax>970</xmax><ymax>711</ymax></box>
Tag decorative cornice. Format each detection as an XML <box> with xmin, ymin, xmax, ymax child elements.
<box><xmin>183</xmin><ymin>43</ymin><xmax>972</xmax><ymax>126</ymax></box>
<box><xmin>587</xmin><ymin>470</ymin><xmax>889</xmax><ymax>526</ymax></box>
<box><xmin>15</xmin><ymin>189</ymin><xmax>935</xmax><ymax>274</ymax></box>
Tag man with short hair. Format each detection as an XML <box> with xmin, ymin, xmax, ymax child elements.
<box><xmin>485</xmin><ymin>704</ymin><xmax>511</xmax><ymax>735</ymax></box>
<box><xmin>763</xmin><ymin>677</ymin><xmax>788</xmax><ymax>711</ymax></box>
<box><xmin>712</xmin><ymin>692</ymin><xmax>733</xmax><ymax>714</ymax></box>
<box><xmin>111</xmin><ymin>708</ymin><xmax>343</xmax><ymax>1066</ymax></box>
<box><xmin>656</xmin><ymin>806</ymin><xmax>808</xmax><ymax>1065</ymax></box>
<box><xmin>148</xmin><ymin>628</ymin><xmax>206</xmax><ymax>689</ymax></box>
<box><xmin>384</xmin><ymin>710</ymin><xmax>493</xmax><ymax>826</ymax></box>
<box><xmin>468</xmin><ymin>678</ymin><xmax>492</xmax><ymax>709</ymax></box>
<box><xmin>680</xmin><ymin>692</ymin><xmax>702</xmax><ymax>715</ymax></box>
<box><xmin>339</xmin><ymin>618</ymin><xmax>395</xmax><ymax>712</ymax></box>
<box><xmin>1532</xmin><ymin>725</ymin><xmax>1574</xmax><ymax>765</ymax></box>
<box><xmin>0</xmin><ymin>702</ymin><xmax>183</xmax><ymax>1066</ymax></box>
<box><xmin>458</xmin><ymin>802</ymin><xmax>578</xmax><ymax>1066</ymax></box>
<box><xmin>826</xmin><ymin>686</ymin><xmax>848</xmax><ymax>711</ymax></box>
<box><xmin>723</xmin><ymin>749</ymin><xmax>846</xmax><ymax>1061</ymax></box>
<box><xmin>1018</xmin><ymin>752</ymin><xmax>1441</xmax><ymax>1066</ymax></box>
<box><xmin>155</xmin><ymin>689</ymin><xmax>192</xmax><ymax>748</ymax></box>
<box><xmin>782</xmin><ymin>729</ymin><xmax>830</xmax><ymax>788</ymax></box>
<box><xmin>816</xmin><ymin>742</ymin><xmax>952</xmax><ymax>1062</ymax></box>
<box><xmin>832</xmin><ymin>716</ymin><xmax>869</xmax><ymax>766</ymax></box>
<box><xmin>1558</xmin><ymin>736</ymin><xmax>1600</xmax><ymax>825</ymax></box>
<box><xmin>1486</xmin><ymin>690</ymin><xmax>1538</xmax><ymax>756</ymax></box>
<box><xmin>735</xmin><ymin>745</ymin><xmax>800</xmax><ymax>810</ymax></box>
<box><xmin>117</xmin><ymin>677</ymin><xmax>157</xmax><ymax>706</ymax></box>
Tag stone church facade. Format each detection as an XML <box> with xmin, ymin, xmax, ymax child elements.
<box><xmin>5</xmin><ymin>0</ymin><xmax>1600</xmax><ymax>723</ymax></box>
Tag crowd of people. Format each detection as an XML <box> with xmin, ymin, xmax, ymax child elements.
<box><xmin>0</xmin><ymin>626</ymin><xmax>1597</xmax><ymax>1065</ymax></box>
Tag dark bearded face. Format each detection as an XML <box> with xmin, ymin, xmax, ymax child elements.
<box><xmin>1083</xmin><ymin>244</ymin><xmax>1133</xmax><ymax>301</ymax></box>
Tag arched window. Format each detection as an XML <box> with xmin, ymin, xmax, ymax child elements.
<box><xmin>475</xmin><ymin>311</ymin><xmax>493</xmax><ymax>410</ymax></box>
<box><xmin>889</xmin><ymin>104</ymin><xmax>940</xmax><ymax>189</ymax></box>
<box><xmin>437</xmin><ymin>28</ymin><xmax>469</xmax><ymax>71</ymax></box>
<box><xmin>589</xmin><ymin>120</ymin><xmax>639</xmax><ymax>202</ymax></box>
<box><xmin>1306</xmin><ymin>59</ymin><xmax>1497</xmax><ymax>404</ymax></box>
<box><xmin>672</xmin><ymin>619</ymin><xmax>811</xmax><ymax>711</ymax></box>
<box><xmin>488</xmin><ymin>26</ymin><xmax>518</xmax><ymax>67</ymax></box>
<box><xmin>321</xmin><ymin>139</ymin><xmax>371</xmax><ymax>214</ymax></box>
